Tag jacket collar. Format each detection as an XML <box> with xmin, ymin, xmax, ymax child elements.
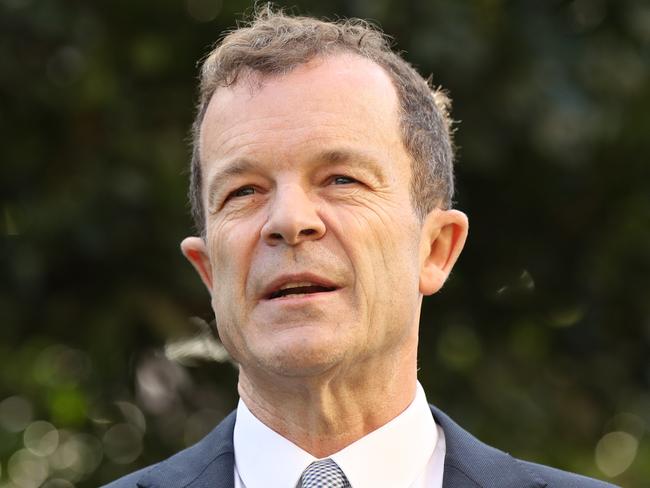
<box><xmin>430</xmin><ymin>405</ymin><xmax>547</xmax><ymax>488</ymax></box>
<box><xmin>136</xmin><ymin>411</ymin><xmax>236</xmax><ymax>488</ymax></box>
<box><xmin>137</xmin><ymin>406</ymin><xmax>546</xmax><ymax>488</ymax></box>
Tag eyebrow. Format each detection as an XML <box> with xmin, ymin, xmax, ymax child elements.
<box><xmin>315</xmin><ymin>148</ymin><xmax>387</xmax><ymax>183</ymax></box>
<box><xmin>206</xmin><ymin>148</ymin><xmax>387</xmax><ymax>210</ymax></box>
<box><xmin>207</xmin><ymin>158</ymin><xmax>256</xmax><ymax>210</ymax></box>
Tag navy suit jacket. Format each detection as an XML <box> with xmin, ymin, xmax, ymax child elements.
<box><xmin>104</xmin><ymin>405</ymin><xmax>617</xmax><ymax>488</ymax></box>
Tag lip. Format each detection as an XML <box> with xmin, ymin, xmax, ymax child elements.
<box><xmin>260</xmin><ymin>273</ymin><xmax>340</xmax><ymax>301</ymax></box>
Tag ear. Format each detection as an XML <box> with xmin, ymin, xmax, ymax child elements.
<box><xmin>180</xmin><ymin>237</ymin><xmax>213</xmax><ymax>292</ymax></box>
<box><xmin>418</xmin><ymin>209</ymin><xmax>468</xmax><ymax>296</ymax></box>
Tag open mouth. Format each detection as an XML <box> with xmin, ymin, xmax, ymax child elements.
<box><xmin>266</xmin><ymin>283</ymin><xmax>337</xmax><ymax>300</ymax></box>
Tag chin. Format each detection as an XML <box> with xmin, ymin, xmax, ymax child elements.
<box><xmin>254</xmin><ymin>336</ymin><xmax>346</xmax><ymax>378</ymax></box>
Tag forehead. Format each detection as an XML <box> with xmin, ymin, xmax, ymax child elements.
<box><xmin>199</xmin><ymin>53</ymin><xmax>404</xmax><ymax>173</ymax></box>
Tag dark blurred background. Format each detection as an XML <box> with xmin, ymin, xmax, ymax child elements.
<box><xmin>1</xmin><ymin>0</ymin><xmax>649</xmax><ymax>486</ymax></box>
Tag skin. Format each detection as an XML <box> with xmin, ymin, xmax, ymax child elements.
<box><xmin>181</xmin><ymin>53</ymin><xmax>468</xmax><ymax>457</ymax></box>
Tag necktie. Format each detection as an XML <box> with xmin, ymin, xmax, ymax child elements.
<box><xmin>300</xmin><ymin>458</ymin><xmax>351</xmax><ymax>488</ymax></box>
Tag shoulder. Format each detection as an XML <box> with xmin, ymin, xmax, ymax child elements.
<box><xmin>102</xmin><ymin>465</ymin><xmax>159</xmax><ymax>488</ymax></box>
<box><xmin>516</xmin><ymin>459</ymin><xmax>618</xmax><ymax>487</ymax></box>
<box><xmin>430</xmin><ymin>404</ymin><xmax>618</xmax><ymax>488</ymax></box>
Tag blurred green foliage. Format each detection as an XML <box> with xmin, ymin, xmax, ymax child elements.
<box><xmin>1</xmin><ymin>0</ymin><xmax>649</xmax><ymax>486</ymax></box>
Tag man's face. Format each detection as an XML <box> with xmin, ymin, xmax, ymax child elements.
<box><xmin>190</xmin><ymin>54</ymin><xmax>438</xmax><ymax>378</ymax></box>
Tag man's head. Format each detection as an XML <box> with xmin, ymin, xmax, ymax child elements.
<box><xmin>189</xmin><ymin>7</ymin><xmax>455</xmax><ymax>236</ymax></box>
<box><xmin>181</xmin><ymin>8</ymin><xmax>468</xmax><ymax>386</ymax></box>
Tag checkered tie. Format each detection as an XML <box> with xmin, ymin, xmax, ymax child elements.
<box><xmin>300</xmin><ymin>458</ymin><xmax>351</xmax><ymax>488</ymax></box>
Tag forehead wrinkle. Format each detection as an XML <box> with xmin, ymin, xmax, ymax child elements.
<box><xmin>203</xmin><ymin>116</ymin><xmax>345</xmax><ymax>165</ymax></box>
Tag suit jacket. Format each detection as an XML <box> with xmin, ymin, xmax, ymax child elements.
<box><xmin>104</xmin><ymin>405</ymin><xmax>617</xmax><ymax>488</ymax></box>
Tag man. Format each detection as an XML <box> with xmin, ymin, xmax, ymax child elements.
<box><xmin>106</xmin><ymin>8</ymin><xmax>616</xmax><ymax>488</ymax></box>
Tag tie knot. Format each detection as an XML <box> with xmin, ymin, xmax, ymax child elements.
<box><xmin>300</xmin><ymin>458</ymin><xmax>351</xmax><ymax>488</ymax></box>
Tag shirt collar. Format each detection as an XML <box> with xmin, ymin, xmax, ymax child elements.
<box><xmin>234</xmin><ymin>398</ymin><xmax>314</xmax><ymax>488</ymax></box>
<box><xmin>330</xmin><ymin>382</ymin><xmax>437</xmax><ymax>487</ymax></box>
<box><xmin>233</xmin><ymin>382</ymin><xmax>437</xmax><ymax>488</ymax></box>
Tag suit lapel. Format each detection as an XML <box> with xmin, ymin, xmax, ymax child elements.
<box><xmin>136</xmin><ymin>411</ymin><xmax>236</xmax><ymax>488</ymax></box>
<box><xmin>431</xmin><ymin>405</ymin><xmax>547</xmax><ymax>488</ymax></box>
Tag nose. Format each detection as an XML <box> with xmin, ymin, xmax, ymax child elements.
<box><xmin>261</xmin><ymin>184</ymin><xmax>326</xmax><ymax>246</ymax></box>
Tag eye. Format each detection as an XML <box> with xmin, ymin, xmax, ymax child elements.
<box><xmin>331</xmin><ymin>175</ymin><xmax>357</xmax><ymax>185</ymax></box>
<box><xmin>226</xmin><ymin>186</ymin><xmax>256</xmax><ymax>201</ymax></box>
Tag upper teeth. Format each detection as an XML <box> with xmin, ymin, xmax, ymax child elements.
<box><xmin>278</xmin><ymin>282</ymin><xmax>316</xmax><ymax>290</ymax></box>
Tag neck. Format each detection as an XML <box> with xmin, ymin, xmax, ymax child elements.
<box><xmin>237</xmin><ymin>346</ymin><xmax>418</xmax><ymax>458</ymax></box>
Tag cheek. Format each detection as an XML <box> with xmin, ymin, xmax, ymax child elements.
<box><xmin>206</xmin><ymin>218</ymin><xmax>261</xmax><ymax>303</ymax></box>
<box><xmin>327</xmin><ymin>205</ymin><xmax>421</xmax><ymax>302</ymax></box>
<box><xmin>208</xmin><ymin>214</ymin><xmax>256</xmax><ymax>263</ymax></box>
<box><xmin>206</xmin><ymin>221</ymin><xmax>257</xmax><ymax>358</ymax></box>
<box><xmin>331</xmin><ymin>202</ymin><xmax>420</xmax><ymax>267</ymax></box>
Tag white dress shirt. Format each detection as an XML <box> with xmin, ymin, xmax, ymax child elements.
<box><xmin>233</xmin><ymin>382</ymin><xmax>446</xmax><ymax>487</ymax></box>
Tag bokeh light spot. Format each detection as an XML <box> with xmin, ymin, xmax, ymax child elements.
<box><xmin>8</xmin><ymin>448</ymin><xmax>50</xmax><ymax>488</ymax></box>
<box><xmin>186</xmin><ymin>0</ymin><xmax>222</xmax><ymax>22</ymax></box>
<box><xmin>42</xmin><ymin>479</ymin><xmax>75</xmax><ymax>488</ymax></box>
<box><xmin>0</xmin><ymin>396</ymin><xmax>34</xmax><ymax>432</ymax></box>
<box><xmin>50</xmin><ymin>389</ymin><xmax>87</xmax><ymax>427</ymax></box>
<box><xmin>595</xmin><ymin>431</ymin><xmax>638</xmax><ymax>478</ymax></box>
<box><xmin>49</xmin><ymin>431</ymin><xmax>103</xmax><ymax>480</ymax></box>
<box><xmin>115</xmin><ymin>401</ymin><xmax>146</xmax><ymax>434</ymax></box>
<box><xmin>437</xmin><ymin>325</ymin><xmax>481</xmax><ymax>371</ymax></box>
<box><xmin>33</xmin><ymin>344</ymin><xmax>92</xmax><ymax>388</ymax></box>
<box><xmin>69</xmin><ymin>433</ymin><xmax>103</xmax><ymax>476</ymax></box>
<box><xmin>103</xmin><ymin>424</ymin><xmax>142</xmax><ymax>464</ymax></box>
<box><xmin>24</xmin><ymin>421</ymin><xmax>59</xmax><ymax>456</ymax></box>
<box><xmin>549</xmin><ymin>305</ymin><xmax>585</xmax><ymax>328</ymax></box>
<box><xmin>49</xmin><ymin>430</ymin><xmax>80</xmax><ymax>471</ymax></box>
